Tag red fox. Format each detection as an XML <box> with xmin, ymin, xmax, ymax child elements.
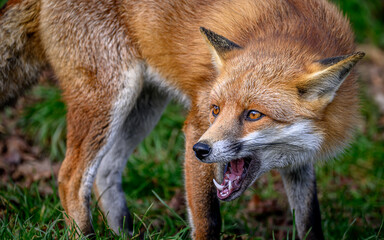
<box><xmin>0</xmin><ymin>0</ymin><xmax>364</xmax><ymax>239</ymax></box>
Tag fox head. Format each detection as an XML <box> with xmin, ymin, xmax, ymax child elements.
<box><xmin>194</xmin><ymin>27</ymin><xmax>364</xmax><ymax>201</ymax></box>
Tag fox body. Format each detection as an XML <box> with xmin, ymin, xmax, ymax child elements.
<box><xmin>0</xmin><ymin>0</ymin><xmax>364</xmax><ymax>239</ymax></box>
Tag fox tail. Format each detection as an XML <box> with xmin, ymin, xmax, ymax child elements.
<box><xmin>0</xmin><ymin>0</ymin><xmax>47</xmax><ymax>109</ymax></box>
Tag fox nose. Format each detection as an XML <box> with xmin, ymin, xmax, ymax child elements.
<box><xmin>193</xmin><ymin>142</ymin><xmax>212</xmax><ymax>160</ymax></box>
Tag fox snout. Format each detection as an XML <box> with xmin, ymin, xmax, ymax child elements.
<box><xmin>193</xmin><ymin>142</ymin><xmax>212</xmax><ymax>161</ymax></box>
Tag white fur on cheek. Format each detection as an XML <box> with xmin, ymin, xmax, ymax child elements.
<box><xmin>241</xmin><ymin>120</ymin><xmax>324</xmax><ymax>169</ymax></box>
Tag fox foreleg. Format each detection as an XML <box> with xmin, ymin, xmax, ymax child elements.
<box><xmin>184</xmin><ymin>122</ymin><xmax>221</xmax><ymax>240</ymax></box>
<box><xmin>279</xmin><ymin>164</ymin><xmax>324</xmax><ymax>240</ymax></box>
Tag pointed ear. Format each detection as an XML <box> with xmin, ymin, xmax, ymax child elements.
<box><xmin>297</xmin><ymin>52</ymin><xmax>365</xmax><ymax>105</ymax></box>
<box><xmin>200</xmin><ymin>27</ymin><xmax>242</xmax><ymax>70</ymax></box>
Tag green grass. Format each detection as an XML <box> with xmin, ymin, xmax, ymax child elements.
<box><xmin>0</xmin><ymin>0</ymin><xmax>7</xmax><ymax>9</ymax></box>
<box><xmin>332</xmin><ymin>0</ymin><xmax>384</xmax><ymax>48</ymax></box>
<box><xmin>18</xmin><ymin>86</ymin><xmax>67</xmax><ymax>162</ymax></box>
<box><xmin>0</xmin><ymin>179</ymin><xmax>67</xmax><ymax>239</ymax></box>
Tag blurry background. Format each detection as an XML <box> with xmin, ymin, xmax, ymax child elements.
<box><xmin>0</xmin><ymin>0</ymin><xmax>383</xmax><ymax>239</ymax></box>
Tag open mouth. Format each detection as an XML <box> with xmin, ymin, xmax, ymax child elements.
<box><xmin>213</xmin><ymin>158</ymin><xmax>250</xmax><ymax>200</ymax></box>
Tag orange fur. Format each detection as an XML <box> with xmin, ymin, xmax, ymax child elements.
<box><xmin>0</xmin><ymin>0</ymin><xmax>363</xmax><ymax>238</ymax></box>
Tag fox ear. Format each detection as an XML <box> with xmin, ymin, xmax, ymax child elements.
<box><xmin>298</xmin><ymin>52</ymin><xmax>365</xmax><ymax>105</ymax></box>
<box><xmin>200</xmin><ymin>27</ymin><xmax>242</xmax><ymax>70</ymax></box>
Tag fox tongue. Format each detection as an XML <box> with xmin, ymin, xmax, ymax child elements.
<box><xmin>226</xmin><ymin>159</ymin><xmax>244</xmax><ymax>181</ymax></box>
<box><xmin>215</xmin><ymin>159</ymin><xmax>245</xmax><ymax>200</ymax></box>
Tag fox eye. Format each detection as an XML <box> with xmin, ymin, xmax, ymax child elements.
<box><xmin>212</xmin><ymin>105</ymin><xmax>220</xmax><ymax>117</ymax></box>
<box><xmin>246</xmin><ymin>110</ymin><xmax>264</xmax><ymax>121</ymax></box>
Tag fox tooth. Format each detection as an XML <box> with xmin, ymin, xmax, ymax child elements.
<box><xmin>213</xmin><ymin>179</ymin><xmax>224</xmax><ymax>190</ymax></box>
<box><xmin>228</xmin><ymin>180</ymin><xmax>233</xmax><ymax>191</ymax></box>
